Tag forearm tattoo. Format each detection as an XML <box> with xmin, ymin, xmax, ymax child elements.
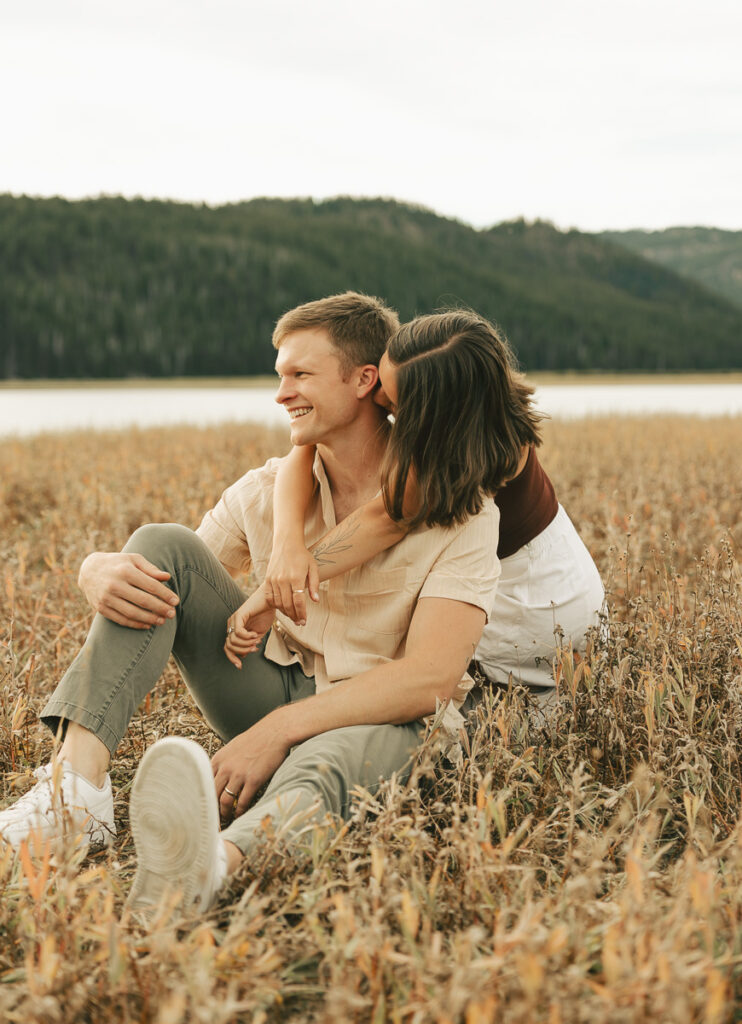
<box><xmin>310</xmin><ymin>509</ymin><xmax>362</xmax><ymax>566</ymax></box>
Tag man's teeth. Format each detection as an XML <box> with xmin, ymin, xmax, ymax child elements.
<box><xmin>289</xmin><ymin>408</ymin><xmax>311</xmax><ymax>420</ymax></box>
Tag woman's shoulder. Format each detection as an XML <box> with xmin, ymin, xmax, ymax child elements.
<box><xmin>504</xmin><ymin>444</ymin><xmax>535</xmax><ymax>486</ymax></box>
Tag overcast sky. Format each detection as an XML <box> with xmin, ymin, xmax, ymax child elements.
<box><xmin>2</xmin><ymin>0</ymin><xmax>740</xmax><ymax>231</ymax></box>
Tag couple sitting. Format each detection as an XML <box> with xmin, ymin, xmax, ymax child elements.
<box><xmin>0</xmin><ymin>292</ymin><xmax>604</xmax><ymax>914</ymax></box>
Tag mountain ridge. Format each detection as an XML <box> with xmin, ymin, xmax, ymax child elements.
<box><xmin>601</xmin><ymin>226</ymin><xmax>742</xmax><ymax>310</ymax></box>
<box><xmin>1</xmin><ymin>194</ymin><xmax>740</xmax><ymax>378</ymax></box>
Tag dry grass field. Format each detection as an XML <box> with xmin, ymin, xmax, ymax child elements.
<box><xmin>1</xmin><ymin>415</ymin><xmax>741</xmax><ymax>1023</ymax></box>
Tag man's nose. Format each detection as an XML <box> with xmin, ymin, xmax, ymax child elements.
<box><xmin>274</xmin><ymin>378</ymin><xmax>294</xmax><ymax>404</ymax></box>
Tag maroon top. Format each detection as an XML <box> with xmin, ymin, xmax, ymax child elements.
<box><xmin>494</xmin><ymin>446</ymin><xmax>558</xmax><ymax>558</ymax></box>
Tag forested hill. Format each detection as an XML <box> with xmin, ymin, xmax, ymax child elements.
<box><xmin>602</xmin><ymin>227</ymin><xmax>742</xmax><ymax>311</ymax></box>
<box><xmin>1</xmin><ymin>194</ymin><xmax>741</xmax><ymax>379</ymax></box>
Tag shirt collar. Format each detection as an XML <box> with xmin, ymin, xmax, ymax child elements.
<box><xmin>312</xmin><ymin>449</ymin><xmax>337</xmax><ymax>529</ymax></box>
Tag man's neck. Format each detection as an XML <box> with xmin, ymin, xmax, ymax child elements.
<box><xmin>317</xmin><ymin>413</ymin><xmax>390</xmax><ymax>522</ymax></box>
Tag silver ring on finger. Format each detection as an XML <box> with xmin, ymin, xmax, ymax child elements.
<box><xmin>292</xmin><ymin>589</ymin><xmax>304</xmax><ymax>594</ymax></box>
<box><xmin>226</xmin><ymin>626</ymin><xmax>234</xmax><ymax>635</ymax></box>
<box><xmin>225</xmin><ymin>786</ymin><xmax>238</xmax><ymax>798</ymax></box>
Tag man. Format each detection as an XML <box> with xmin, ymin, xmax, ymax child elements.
<box><xmin>0</xmin><ymin>292</ymin><xmax>499</xmax><ymax>914</ymax></box>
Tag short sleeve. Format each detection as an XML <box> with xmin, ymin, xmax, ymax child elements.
<box><xmin>418</xmin><ymin>500</ymin><xmax>500</xmax><ymax>619</ymax></box>
<box><xmin>195</xmin><ymin>458</ymin><xmax>281</xmax><ymax>576</ymax></box>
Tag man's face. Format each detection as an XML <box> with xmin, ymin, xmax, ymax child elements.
<box><xmin>274</xmin><ymin>328</ymin><xmax>363</xmax><ymax>446</ymax></box>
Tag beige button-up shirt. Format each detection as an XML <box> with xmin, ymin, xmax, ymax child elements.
<box><xmin>197</xmin><ymin>453</ymin><xmax>500</xmax><ymax>733</ymax></box>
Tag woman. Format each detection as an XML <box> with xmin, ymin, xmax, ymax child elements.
<box><xmin>226</xmin><ymin>310</ymin><xmax>604</xmax><ymax>704</ymax></box>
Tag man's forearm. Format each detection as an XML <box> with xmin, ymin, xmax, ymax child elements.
<box><xmin>271</xmin><ymin>597</ymin><xmax>484</xmax><ymax>747</ymax></box>
<box><xmin>212</xmin><ymin>597</ymin><xmax>485</xmax><ymax>814</ymax></box>
<box><xmin>274</xmin><ymin>656</ymin><xmax>458</xmax><ymax>749</ymax></box>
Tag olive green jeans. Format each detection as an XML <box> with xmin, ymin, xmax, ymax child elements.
<box><xmin>41</xmin><ymin>524</ymin><xmax>424</xmax><ymax>854</ymax></box>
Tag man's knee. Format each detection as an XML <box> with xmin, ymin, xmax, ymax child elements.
<box><xmin>123</xmin><ymin>523</ymin><xmax>201</xmax><ymax>566</ymax></box>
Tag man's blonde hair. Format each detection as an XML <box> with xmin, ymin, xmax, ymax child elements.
<box><xmin>272</xmin><ymin>291</ymin><xmax>400</xmax><ymax>374</ymax></box>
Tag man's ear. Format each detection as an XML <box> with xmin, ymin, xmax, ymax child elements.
<box><xmin>355</xmin><ymin>364</ymin><xmax>380</xmax><ymax>399</ymax></box>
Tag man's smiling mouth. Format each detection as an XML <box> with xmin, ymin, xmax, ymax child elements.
<box><xmin>288</xmin><ymin>407</ymin><xmax>312</xmax><ymax>420</ymax></box>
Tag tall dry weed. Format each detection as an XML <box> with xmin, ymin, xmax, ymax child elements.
<box><xmin>0</xmin><ymin>415</ymin><xmax>740</xmax><ymax>1023</ymax></box>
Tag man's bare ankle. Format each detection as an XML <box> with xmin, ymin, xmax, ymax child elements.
<box><xmin>224</xmin><ymin>840</ymin><xmax>243</xmax><ymax>875</ymax></box>
<box><xmin>58</xmin><ymin>722</ymin><xmax>111</xmax><ymax>789</ymax></box>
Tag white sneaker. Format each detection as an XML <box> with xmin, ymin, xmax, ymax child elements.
<box><xmin>128</xmin><ymin>737</ymin><xmax>228</xmax><ymax>916</ymax></box>
<box><xmin>0</xmin><ymin>761</ymin><xmax>116</xmax><ymax>851</ymax></box>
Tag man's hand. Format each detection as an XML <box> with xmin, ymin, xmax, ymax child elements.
<box><xmin>211</xmin><ymin>712</ymin><xmax>290</xmax><ymax>819</ymax></box>
<box><xmin>78</xmin><ymin>551</ymin><xmax>179</xmax><ymax>629</ymax></box>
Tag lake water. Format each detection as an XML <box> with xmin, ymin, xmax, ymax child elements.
<box><xmin>1</xmin><ymin>382</ymin><xmax>742</xmax><ymax>438</ymax></box>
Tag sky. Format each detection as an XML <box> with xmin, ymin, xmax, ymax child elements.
<box><xmin>1</xmin><ymin>0</ymin><xmax>741</xmax><ymax>232</ymax></box>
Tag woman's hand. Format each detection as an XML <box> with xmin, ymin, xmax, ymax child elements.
<box><xmin>224</xmin><ymin>586</ymin><xmax>276</xmax><ymax>669</ymax></box>
<box><xmin>264</xmin><ymin>538</ymin><xmax>320</xmax><ymax>625</ymax></box>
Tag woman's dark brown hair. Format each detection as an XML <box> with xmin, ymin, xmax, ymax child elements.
<box><xmin>381</xmin><ymin>311</ymin><xmax>543</xmax><ymax>529</ymax></box>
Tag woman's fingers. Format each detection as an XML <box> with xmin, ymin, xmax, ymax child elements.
<box><xmin>288</xmin><ymin>582</ymin><xmax>306</xmax><ymax>624</ymax></box>
<box><xmin>274</xmin><ymin>578</ymin><xmax>295</xmax><ymax>619</ymax></box>
<box><xmin>277</xmin><ymin>574</ymin><xmax>311</xmax><ymax>624</ymax></box>
<box><xmin>307</xmin><ymin>561</ymin><xmax>320</xmax><ymax>603</ymax></box>
<box><xmin>265</xmin><ymin>572</ymin><xmax>308</xmax><ymax>623</ymax></box>
<box><xmin>263</xmin><ymin>580</ymin><xmax>279</xmax><ymax>613</ymax></box>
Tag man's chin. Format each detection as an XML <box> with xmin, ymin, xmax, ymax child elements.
<box><xmin>289</xmin><ymin>423</ymin><xmax>314</xmax><ymax>445</ymax></box>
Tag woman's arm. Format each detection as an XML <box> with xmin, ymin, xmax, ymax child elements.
<box><xmin>266</xmin><ymin>444</ymin><xmax>320</xmax><ymax>621</ymax></box>
<box><xmin>266</xmin><ymin>444</ymin><xmax>410</xmax><ymax>624</ymax></box>
<box><xmin>272</xmin><ymin>444</ymin><xmax>316</xmax><ymax>545</ymax></box>
<box><xmin>309</xmin><ymin>496</ymin><xmax>407</xmax><ymax>575</ymax></box>
<box><xmin>226</xmin><ymin>496</ymin><xmax>409</xmax><ymax>664</ymax></box>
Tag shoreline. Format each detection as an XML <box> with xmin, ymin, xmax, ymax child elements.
<box><xmin>2</xmin><ymin>371</ymin><xmax>742</xmax><ymax>390</ymax></box>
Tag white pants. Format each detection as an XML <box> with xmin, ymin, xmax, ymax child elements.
<box><xmin>475</xmin><ymin>505</ymin><xmax>604</xmax><ymax>691</ymax></box>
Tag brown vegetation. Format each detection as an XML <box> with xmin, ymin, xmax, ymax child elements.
<box><xmin>1</xmin><ymin>416</ymin><xmax>741</xmax><ymax>1023</ymax></box>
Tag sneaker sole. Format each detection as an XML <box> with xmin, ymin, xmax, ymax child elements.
<box><xmin>128</xmin><ymin>737</ymin><xmax>219</xmax><ymax>915</ymax></box>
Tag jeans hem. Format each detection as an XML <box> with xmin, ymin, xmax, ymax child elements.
<box><xmin>40</xmin><ymin>700</ymin><xmax>121</xmax><ymax>756</ymax></box>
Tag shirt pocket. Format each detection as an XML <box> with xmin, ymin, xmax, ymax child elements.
<box><xmin>341</xmin><ymin>565</ymin><xmax>414</xmax><ymax>638</ymax></box>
